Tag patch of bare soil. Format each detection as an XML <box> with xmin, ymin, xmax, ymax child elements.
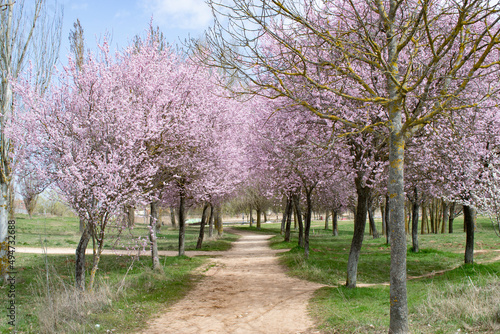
<box><xmin>141</xmin><ymin>228</ymin><xmax>324</xmax><ymax>334</ymax></box>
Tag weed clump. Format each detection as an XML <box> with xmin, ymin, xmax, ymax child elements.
<box><xmin>417</xmin><ymin>276</ymin><xmax>500</xmax><ymax>333</ymax></box>
<box><xmin>32</xmin><ymin>268</ymin><xmax>115</xmax><ymax>334</ymax></box>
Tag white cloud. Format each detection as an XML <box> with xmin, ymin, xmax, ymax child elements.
<box><xmin>139</xmin><ymin>0</ymin><xmax>213</xmax><ymax>30</ymax></box>
<box><xmin>70</xmin><ymin>2</ymin><xmax>89</xmax><ymax>10</ymax></box>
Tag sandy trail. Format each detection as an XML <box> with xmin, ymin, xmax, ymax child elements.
<box><xmin>142</xmin><ymin>228</ymin><xmax>324</xmax><ymax>334</ymax></box>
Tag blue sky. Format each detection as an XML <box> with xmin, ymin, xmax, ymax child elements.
<box><xmin>59</xmin><ymin>0</ymin><xmax>213</xmax><ymax>59</ymax></box>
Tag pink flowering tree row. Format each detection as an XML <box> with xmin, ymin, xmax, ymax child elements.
<box><xmin>10</xmin><ymin>29</ymin><xmax>251</xmax><ymax>290</ymax></box>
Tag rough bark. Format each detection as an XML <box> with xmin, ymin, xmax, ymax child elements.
<box><xmin>324</xmin><ymin>212</ymin><xmax>329</xmax><ymax>230</ymax></box>
<box><xmin>464</xmin><ymin>205</ymin><xmax>475</xmax><ymax>264</ymax></box>
<box><xmin>150</xmin><ymin>201</ymin><xmax>161</xmax><ymax>270</ymax></box>
<box><xmin>387</xmin><ymin>110</ymin><xmax>408</xmax><ymax>333</ymax></box>
<box><xmin>196</xmin><ymin>203</ymin><xmax>210</xmax><ymax>249</ymax></box>
<box><xmin>75</xmin><ymin>223</ymin><xmax>91</xmax><ymax>290</ymax></box>
<box><xmin>346</xmin><ymin>181</ymin><xmax>370</xmax><ymax>288</ymax></box>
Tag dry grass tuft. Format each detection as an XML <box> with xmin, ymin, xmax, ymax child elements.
<box><xmin>32</xmin><ymin>267</ymin><xmax>115</xmax><ymax>334</ymax></box>
<box><xmin>416</xmin><ymin>276</ymin><xmax>500</xmax><ymax>332</ymax></box>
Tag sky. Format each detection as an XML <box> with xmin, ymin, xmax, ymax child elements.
<box><xmin>58</xmin><ymin>0</ymin><xmax>214</xmax><ymax>60</ymax></box>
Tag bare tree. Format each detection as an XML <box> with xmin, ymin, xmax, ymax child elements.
<box><xmin>0</xmin><ymin>0</ymin><xmax>62</xmax><ymax>276</ymax></box>
<box><xmin>69</xmin><ymin>18</ymin><xmax>85</xmax><ymax>71</ymax></box>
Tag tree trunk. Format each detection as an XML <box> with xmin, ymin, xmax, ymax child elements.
<box><xmin>293</xmin><ymin>207</ymin><xmax>297</xmax><ymax>230</ymax></box>
<box><xmin>411</xmin><ymin>188</ymin><xmax>419</xmax><ymax>253</ymax></box>
<box><xmin>332</xmin><ymin>210</ymin><xmax>338</xmax><ymax>236</ymax></box>
<box><xmin>156</xmin><ymin>206</ymin><xmax>163</xmax><ymax>232</ymax></box>
<box><xmin>79</xmin><ymin>217</ymin><xmax>85</xmax><ymax>233</ymax></box>
<box><xmin>284</xmin><ymin>198</ymin><xmax>292</xmax><ymax>242</ymax></box>
<box><xmin>442</xmin><ymin>201</ymin><xmax>449</xmax><ymax>234</ymax></box>
<box><xmin>196</xmin><ymin>203</ymin><xmax>210</xmax><ymax>249</ymax></box>
<box><xmin>127</xmin><ymin>206</ymin><xmax>135</xmax><ymax>228</ymax></box>
<box><xmin>256</xmin><ymin>207</ymin><xmax>262</xmax><ymax>229</ymax></box>
<box><xmin>216</xmin><ymin>205</ymin><xmax>223</xmax><ymax>236</ymax></box>
<box><xmin>208</xmin><ymin>204</ymin><xmax>214</xmax><ymax>238</ymax></box>
<box><xmin>304</xmin><ymin>188</ymin><xmax>313</xmax><ymax>259</ymax></box>
<box><xmin>435</xmin><ymin>198</ymin><xmax>442</xmax><ymax>234</ymax></box>
<box><xmin>368</xmin><ymin>201</ymin><xmax>379</xmax><ymax>239</ymax></box>
<box><xmin>150</xmin><ymin>201</ymin><xmax>161</xmax><ymax>270</ymax></box>
<box><xmin>88</xmin><ymin>238</ymin><xmax>104</xmax><ymax>291</ymax></box>
<box><xmin>381</xmin><ymin>202</ymin><xmax>386</xmax><ymax>236</ymax></box>
<box><xmin>75</xmin><ymin>223</ymin><xmax>91</xmax><ymax>290</ymax></box>
<box><xmin>324</xmin><ymin>212</ymin><xmax>329</xmax><ymax>230</ymax></box>
<box><xmin>249</xmin><ymin>207</ymin><xmax>253</xmax><ymax>228</ymax></box>
<box><xmin>464</xmin><ymin>205</ymin><xmax>474</xmax><ymax>264</ymax></box>
<box><xmin>346</xmin><ymin>181</ymin><xmax>370</xmax><ymax>288</ymax></box>
<box><xmin>385</xmin><ymin>194</ymin><xmax>391</xmax><ymax>244</ymax></box>
<box><xmin>421</xmin><ymin>203</ymin><xmax>427</xmax><ymax>234</ymax></box>
<box><xmin>170</xmin><ymin>206</ymin><xmax>177</xmax><ymax>228</ymax></box>
<box><xmin>430</xmin><ymin>199</ymin><xmax>436</xmax><ymax>234</ymax></box>
<box><xmin>448</xmin><ymin>202</ymin><xmax>455</xmax><ymax>233</ymax></box>
<box><xmin>0</xmin><ymin>182</ymin><xmax>9</xmax><ymax>274</ymax></box>
<box><xmin>281</xmin><ymin>198</ymin><xmax>287</xmax><ymax>234</ymax></box>
<box><xmin>404</xmin><ymin>201</ymin><xmax>409</xmax><ymax>235</ymax></box>
<box><xmin>24</xmin><ymin>194</ymin><xmax>38</xmax><ymax>219</ymax></box>
<box><xmin>263</xmin><ymin>210</ymin><xmax>267</xmax><ymax>223</ymax></box>
<box><xmin>387</xmin><ymin>115</ymin><xmax>408</xmax><ymax>332</ymax></box>
<box><xmin>88</xmin><ymin>219</ymin><xmax>108</xmax><ymax>291</ymax></box>
<box><xmin>178</xmin><ymin>186</ymin><xmax>186</xmax><ymax>256</ymax></box>
<box><xmin>292</xmin><ymin>194</ymin><xmax>304</xmax><ymax>247</ymax></box>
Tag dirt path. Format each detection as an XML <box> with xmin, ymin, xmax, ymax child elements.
<box><xmin>141</xmin><ymin>228</ymin><xmax>324</xmax><ymax>334</ymax></box>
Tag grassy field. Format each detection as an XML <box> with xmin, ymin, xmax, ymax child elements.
<box><xmin>239</xmin><ymin>216</ymin><xmax>500</xmax><ymax>333</ymax></box>
<box><xmin>14</xmin><ymin>214</ymin><xmax>239</xmax><ymax>251</ymax></box>
<box><xmin>4</xmin><ymin>213</ymin><xmax>500</xmax><ymax>333</ymax></box>
<box><xmin>0</xmin><ymin>214</ymin><xmax>239</xmax><ymax>333</ymax></box>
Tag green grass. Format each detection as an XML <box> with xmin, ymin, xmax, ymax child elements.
<box><xmin>240</xmin><ymin>216</ymin><xmax>500</xmax><ymax>333</ymax></box>
<box><xmin>14</xmin><ymin>213</ymin><xmax>239</xmax><ymax>252</ymax></box>
<box><xmin>14</xmin><ymin>215</ymin><xmax>82</xmax><ymax>248</ymax></box>
<box><xmin>1</xmin><ymin>214</ymin><xmax>240</xmax><ymax>333</ymax></box>
<box><xmin>309</xmin><ymin>263</ymin><xmax>500</xmax><ymax>333</ymax></box>
<box><xmin>0</xmin><ymin>251</ymin><xmax>206</xmax><ymax>333</ymax></box>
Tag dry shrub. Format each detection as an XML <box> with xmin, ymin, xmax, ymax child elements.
<box><xmin>417</xmin><ymin>277</ymin><xmax>500</xmax><ymax>332</ymax></box>
<box><xmin>32</xmin><ymin>268</ymin><xmax>114</xmax><ymax>334</ymax></box>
